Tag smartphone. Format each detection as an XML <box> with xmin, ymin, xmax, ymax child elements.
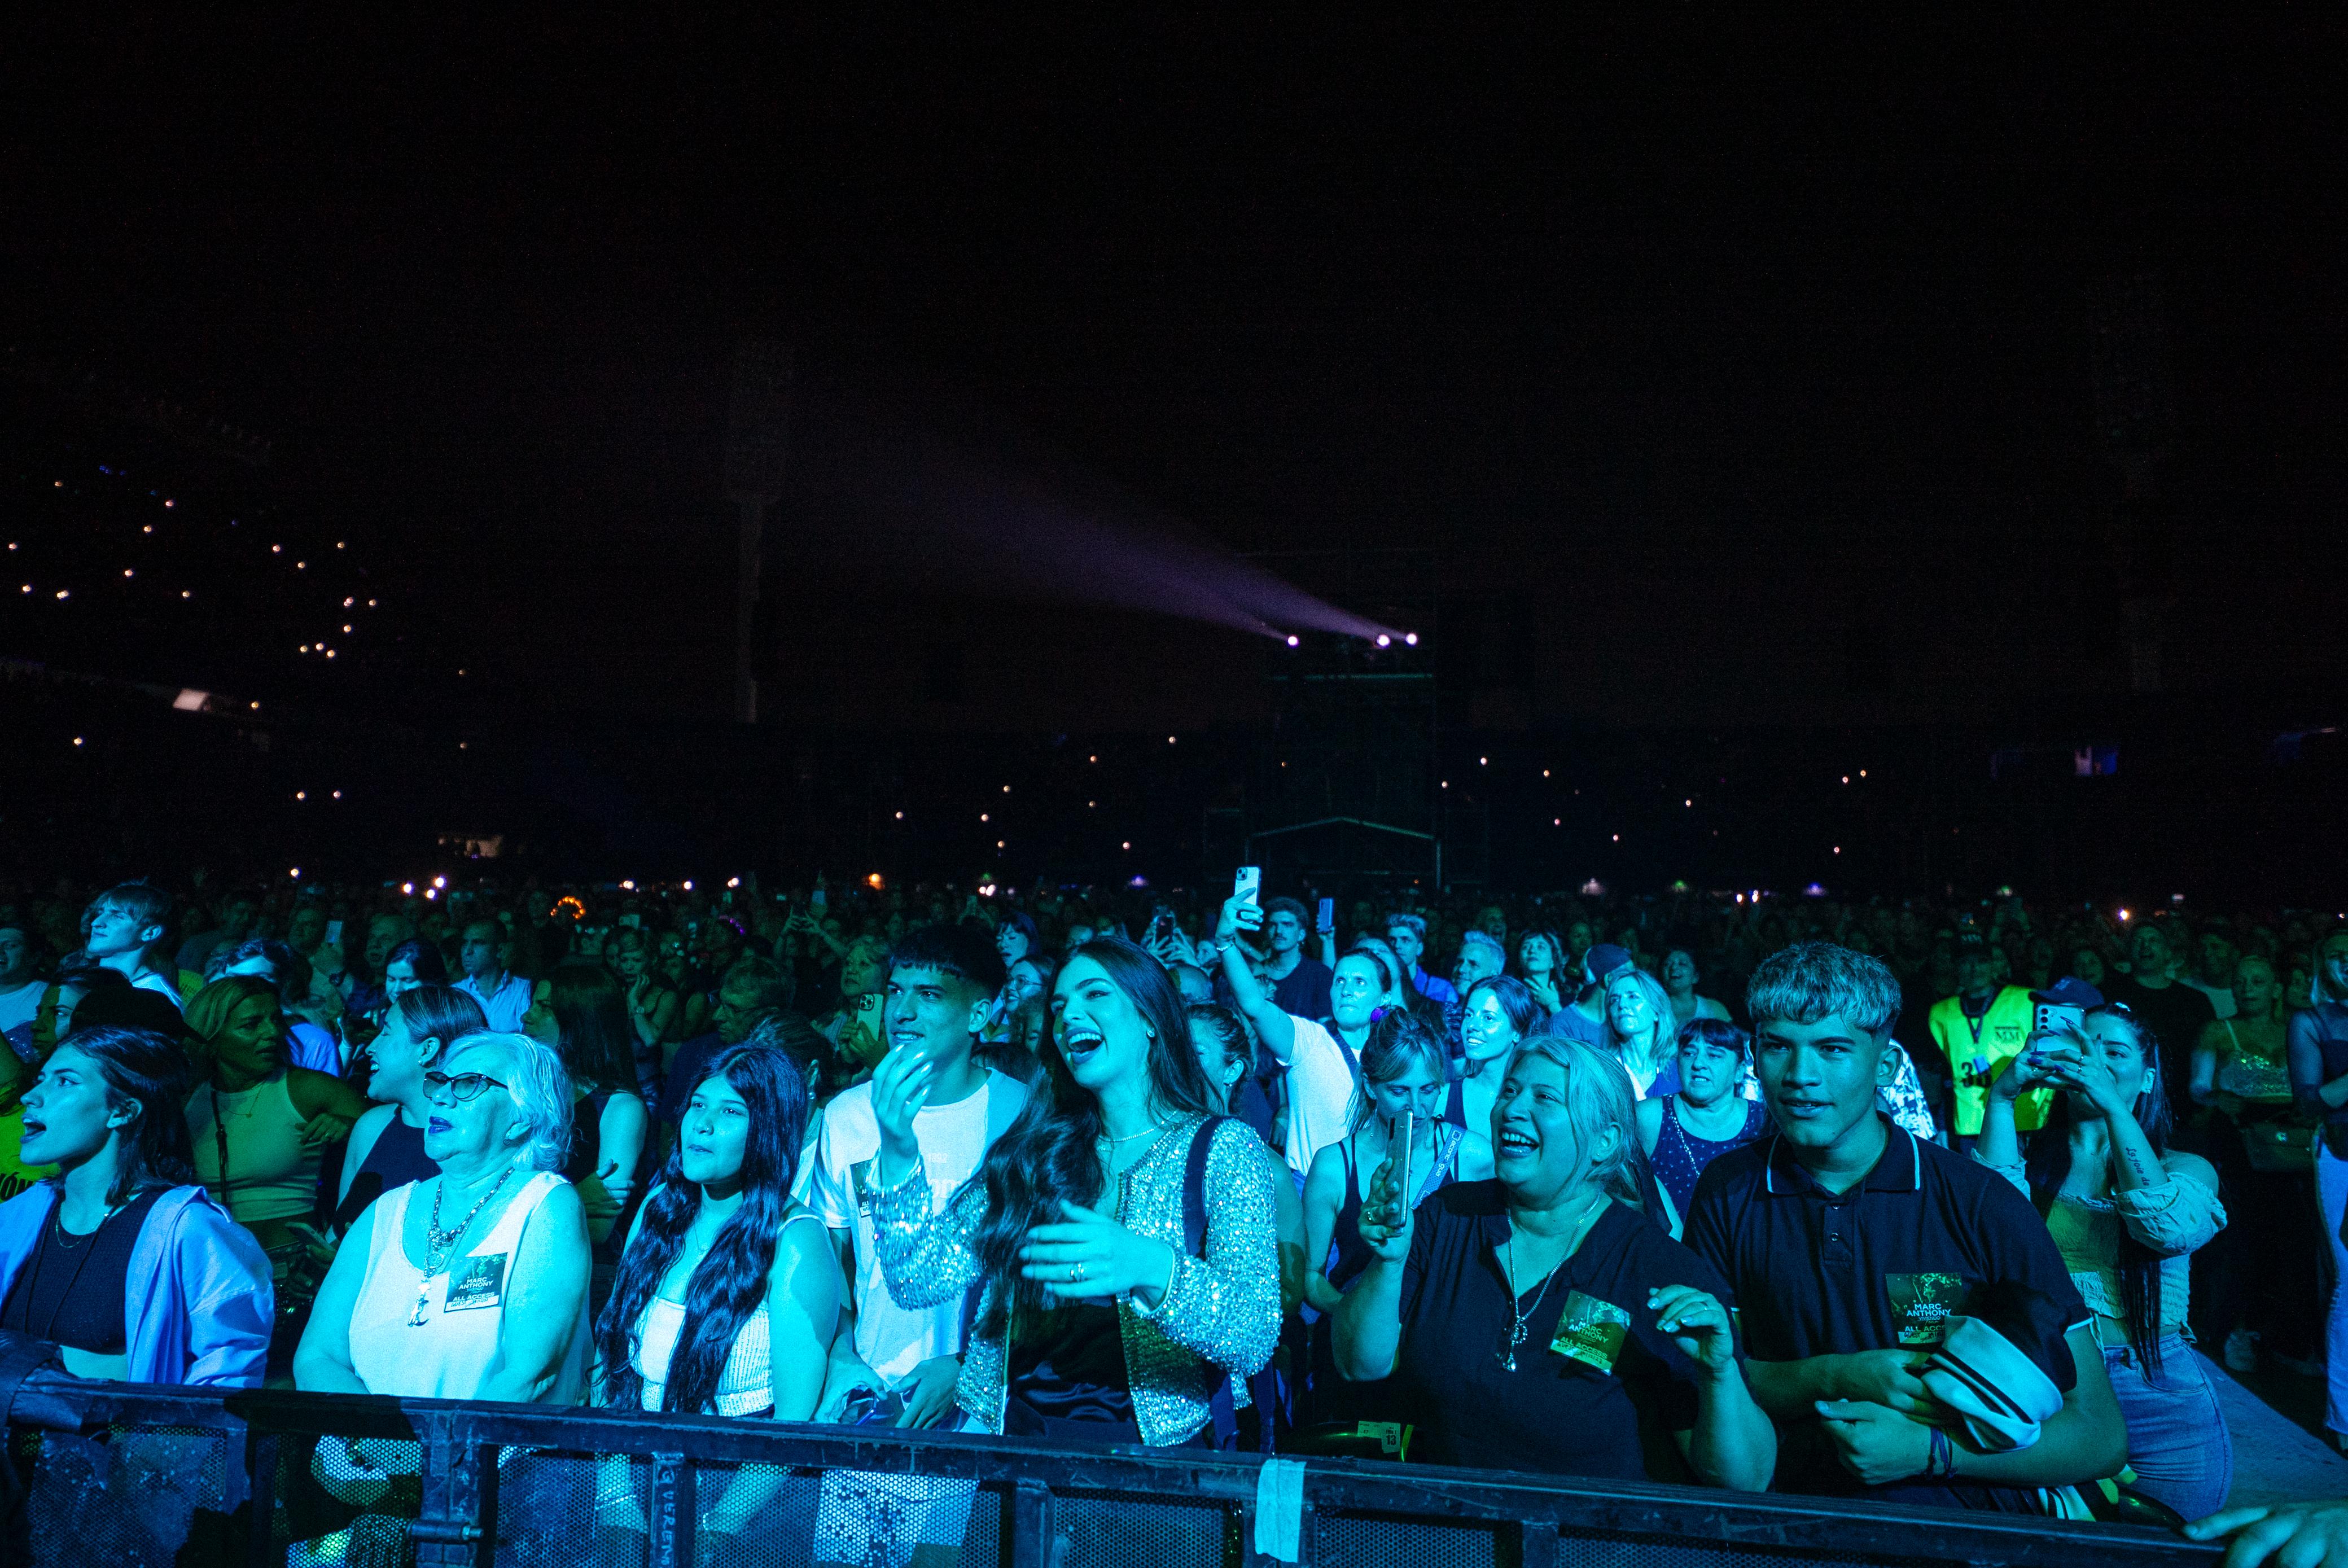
<box><xmin>1235</xmin><ymin>866</ymin><xmax>1262</xmax><ymax>909</ymax></box>
<box><xmin>1398</xmin><ymin>1109</ymin><xmax>1416</xmax><ymax>1218</ymax></box>
<box><xmin>1317</xmin><ymin>896</ymin><xmax>1335</xmax><ymax>932</ymax></box>
<box><xmin>810</xmin><ymin>886</ymin><xmax>827</xmax><ymax>912</ymax></box>
<box><xmin>324</xmin><ymin>919</ymin><xmax>343</xmax><ymax>948</ymax></box>
<box><xmin>2033</xmin><ymin>1002</ymin><xmax>2083</xmax><ymax>1038</ymax></box>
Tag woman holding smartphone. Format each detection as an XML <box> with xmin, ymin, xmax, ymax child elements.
<box><xmin>1976</xmin><ymin>1003</ymin><xmax>2230</xmax><ymax>1518</ymax></box>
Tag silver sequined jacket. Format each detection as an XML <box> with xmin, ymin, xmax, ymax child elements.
<box><xmin>868</xmin><ymin>1114</ymin><xmax>1281</xmax><ymax>1447</ymax></box>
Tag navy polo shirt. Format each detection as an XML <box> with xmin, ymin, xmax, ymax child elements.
<box><xmin>1683</xmin><ymin>1115</ymin><xmax>2088</xmax><ymax>1510</ymax></box>
<box><xmin>1387</xmin><ymin>1181</ymin><xmax>1731</xmax><ymax>1482</ymax></box>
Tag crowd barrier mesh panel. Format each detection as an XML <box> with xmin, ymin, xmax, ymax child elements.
<box><xmin>14</xmin><ymin>1421</ymin><xmax>228</xmax><ymax>1567</ymax></box>
<box><xmin>1548</xmin><ymin>1534</ymin><xmax>1946</xmax><ymax>1568</ymax></box>
<box><xmin>1313</xmin><ymin>1508</ymin><xmax>1500</xmax><ymax>1568</ymax></box>
<box><xmin>1046</xmin><ymin>1486</ymin><xmax>1229</xmax><ymax>1568</ymax></box>
<box><xmin>278</xmin><ymin>1433</ymin><xmax>425</xmax><ymax>1568</ymax></box>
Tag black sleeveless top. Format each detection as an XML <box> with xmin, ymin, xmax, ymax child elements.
<box><xmin>332</xmin><ymin>1114</ymin><xmax>439</xmax><ymax>1232</ymax></box>
<box><xmin>0</xmin><ymin>1186</ymin><xmax>167</xmax><ymax>1355</ymax></box>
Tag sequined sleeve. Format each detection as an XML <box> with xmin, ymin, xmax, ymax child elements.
<box><xmin>868</xmin><ymin>1154</ymin><xmax>986</xmax><ymax>1311</ymax></box>
<box><xmin>1129</xmin><ymin>1120</ymin><xmax>1281</xmax><ymax>1378</ymax></box>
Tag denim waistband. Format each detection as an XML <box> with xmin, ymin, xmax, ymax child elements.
<box><xmin>2100</xmin><ymin>1330</ymin><xmax>2195</xmax><ymax>1369</ymax></box>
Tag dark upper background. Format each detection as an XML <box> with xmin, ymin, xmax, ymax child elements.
<box><xmin>3</xmin><ymin>11</ymin><xmax>2346</xmax><ymax>891</ymax></box>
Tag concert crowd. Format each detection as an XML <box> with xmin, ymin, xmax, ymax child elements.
<box><xmin>3</xmin><ymin>868</ymin><xmax>2345</xmax><ymax>1564</ymax></box>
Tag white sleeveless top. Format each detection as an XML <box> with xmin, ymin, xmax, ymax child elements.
<box><xmin>630</xmin><ymin>1210</ymin><xmax>822</xmax><ymax>1416</ymax></box>
<box><xmin>348</xmin><ymin>1170</ymin><xmax>590</xmax><ymax>1403</ymax></box>
<box><xmin>186</xmin><ymin>1075</ymin><xmax>321</xmax><ymax>1223</ymax></box>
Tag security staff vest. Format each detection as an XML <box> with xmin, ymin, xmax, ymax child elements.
<box><xmin>1929</xmin><ymin>986</ymin><xmax>2049</xmax><ymax>1136</ymax></box>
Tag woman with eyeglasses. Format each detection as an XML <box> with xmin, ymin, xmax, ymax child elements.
<box><xmin>296</xmin><ymin>1030</ymin><xmax>592</xmax><ymax>1403</ymax></box>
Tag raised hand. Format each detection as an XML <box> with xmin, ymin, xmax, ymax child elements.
<box><xmin>869</xmin><ymin>1037</ymin><xmax>935</xmax><ymax>1174</ymax></box>
<box><xmin>1355</xmin><ymin>1146</ymin><xmax>1414</xmax><ymax>1264</ymax></box>
<box><xmin>1990</xmin><ymin>1031</ymin><xmax>2066</xmax><ymax>1102</ymax></box>
<box><xmin>1216</xmin><ymin>895</ymin><xmax>1265</xmax><ymax>945</ymax></box>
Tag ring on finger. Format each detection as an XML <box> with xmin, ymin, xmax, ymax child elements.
<box><xmin>1071</xmin><ymin>1262</ymin><xmax>1086</xmax><ymax>1284</ymax></box>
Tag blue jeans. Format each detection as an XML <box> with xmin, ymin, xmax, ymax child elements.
<box><xmin>2102</xmin><ymin>1334</ymin><xmax>2231</xmax><ymax>1521</ymax></box>
<box><xmin>2320</xmin><ymin>1145</ymin><xmax>2348</xmax><ymax>1435</ymax></box>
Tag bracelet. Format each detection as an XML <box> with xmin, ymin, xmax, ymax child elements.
<box><xmin>1926</xmin><ymin>1425</ymin><xmax>1955</xmax><ymax>1479</ymax></box>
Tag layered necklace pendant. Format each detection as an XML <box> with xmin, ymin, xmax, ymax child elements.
<box><xmin>409</xmin><ymin>1166</ymin><xmax>515</xmax><ymax>1328</ymax></box>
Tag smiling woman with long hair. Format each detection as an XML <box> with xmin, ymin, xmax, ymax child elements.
<box><xmin>865</xmin><ymin>936</ymin><xmax>1281</xmax><ymax>1447</ymax></box>
<box><xmin>1977</xmin><ymin>1004</ymin><xmax>2231</xmax><ymax>1519</ymax></box>
<box><xmin>592</xmin><ymin>1041</ymin><xmax>841</xmax><ymax>1553</ymax></box>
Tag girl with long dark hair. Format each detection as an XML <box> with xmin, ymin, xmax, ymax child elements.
<box><xmin>866</xmin><ymin>937</ymin><xmax>1281</xmax><ymax>1447</ymax></box>
<box><xmin>1977</xmin><ymin>1002</ymin><xmax>2231</xmax><ymax>1518</ymax></box>
<box><xmin>593</xmin><ymin>1042</ymin><xmax>840</xmax><ymax>1551</ymax></box>
<box><xmin>0</xmin><ymin>1026</ymin><xmax>273</xmax><ymax>1384</ymax></box>
<box><xmin>522</xmin><ymin>963</ymin><xmax>648</xmax><ymax>1258</ymax></box>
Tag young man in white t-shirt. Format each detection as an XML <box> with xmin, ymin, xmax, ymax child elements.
<box><xmin>809</xmin><ymin>922</ymin><xmax>1028</xmax><ymax>1424</ymax></box>
<box><xmin>806</xmin><ymin>922</ymin><xmax>1026</xmax><ymax>1568</ymax></box>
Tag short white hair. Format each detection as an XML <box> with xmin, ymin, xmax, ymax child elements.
<box><xmin>445</xmin><ymin>1030</ymin><xmax>573</xmax><ymax>1172</ymax></box>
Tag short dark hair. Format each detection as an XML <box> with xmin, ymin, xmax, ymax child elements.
<box><xmin>1264</xmin><ymin>896</ymin><xmax>1308</xmax><ymax>926</ymax></box>
<box><xmin>720</xmin><ymin>954</ymin><xmax>796</xmax><ymax>1015</ymax></box>
<box><xmin>218</xmin><ymin>936</ymin><xmax>312</xmax><ymax>1002</ymax></box>
<box><xmin>384</xmin><ymin>937</ymin><xmax>449</xmax><ymax>986</ymax></box>
<box><xmin>392</xmin><ymin>985</ymin><xmax>489</xmax><ymax>1064</ymax></box>
<box><xmin>1385</xmin><ymin>912</ymin><xmax>1428</xmax><ymax>940</ymax></box>
<box><xmin>889</xmin><ymin>923</ymin><xmax>1007</xmax><ymax>998</ymax></box>
<box><xmin>1675</xmin><ymin>1016</ymin><xmax>1751</xmax><ymax>1062</ymax></box>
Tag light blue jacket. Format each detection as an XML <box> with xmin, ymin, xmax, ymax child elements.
<box><xmin>0</xmin><ymin>1183</ymin><xmax>274</xmax><ymax>1386</ymax></box>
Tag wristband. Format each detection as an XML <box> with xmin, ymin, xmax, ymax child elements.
<box><xmin>1926</xmin><ymin>1425</ymin><xmax>1955</xmax><ymax>1479</ymax></box>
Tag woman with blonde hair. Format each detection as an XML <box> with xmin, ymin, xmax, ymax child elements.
<box><xmin>1334</xmin><ymin>1033</ymin><xmax>1772</xmax><ymax>1486</ymax></box>
<box><xmin>1600</xmin><ymin>965</ymin><xmax>1679</xmax><ymax>1097</ymax></box>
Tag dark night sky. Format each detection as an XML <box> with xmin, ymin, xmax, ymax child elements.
<box><xmin>6</xmin><ymin>11</ymin><xmax>2346</xmax><ymax>728</ymax></box>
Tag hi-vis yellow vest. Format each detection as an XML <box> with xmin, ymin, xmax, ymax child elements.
<box><xmin>1930</xmin><ymin>987</ymin><xmax>2050</xmax><ymax>1136</ymax></box>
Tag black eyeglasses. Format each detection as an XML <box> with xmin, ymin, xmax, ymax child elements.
<box><xmin>423</xmin><ymin>1071</ymin><xmax>509</xmax><ymax>1103</ymax></box>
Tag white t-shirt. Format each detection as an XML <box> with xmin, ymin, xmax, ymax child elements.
<box><xmin>1281</xmin><ymin>1016</ymin><xmax>1360</xmax><ymax>1179</ymax></box>
<box><xmin>806</xmin><ymin>1068</ymin><xmax>1028</xmax><ymax>1389</ymax></box>
<box><xmin>130</xmin><ymin>969</ymin><xmax>186</xmax><ymax>1013</ymax></box>
<box><xmin>0</xmin><ymin>983</ymin><xmax>43</xmax><ymax>1038</ymax></box>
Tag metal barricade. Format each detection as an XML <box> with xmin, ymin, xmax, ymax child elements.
<box><xmin>2</xmin><ymin>1375</ymin><xmax>2220</xmax><ymax>1566</ymax></box>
